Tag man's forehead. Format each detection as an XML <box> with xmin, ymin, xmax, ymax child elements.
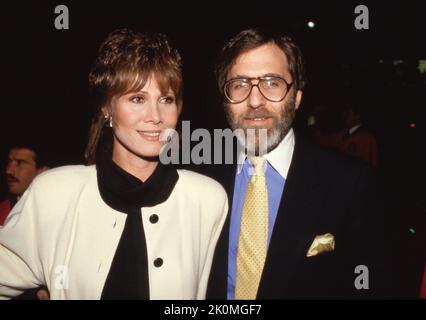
<box><xmin>230</xmin><ymin>43</ymin><xmax>290</xmax><ymax>78</ymax></box>
<box><xmin>9</xmin><ymin>148</ymin><xmax>36</xmax><ymax>161</ymax></box>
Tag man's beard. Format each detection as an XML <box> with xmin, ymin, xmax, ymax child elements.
<box><xmin>225</xmin><ymin>94</ymin><xmax>297</xmax><ymax>156</ymax></box>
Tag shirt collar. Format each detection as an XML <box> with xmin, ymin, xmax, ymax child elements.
<box><xmin>237</xmin><ymin>128</ymin><xmax>295</xmax><ymax>179</ymax></box>
<box><xmin>349</xmin><ymin>124</ymin><xmax>361</xmax><ymax>135</ymax></box>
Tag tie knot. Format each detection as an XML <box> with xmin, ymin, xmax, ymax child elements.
<box><xmin>250</xmin><ymin>156</ymin><xmax>265</xmax><ymax>176</ymax></box>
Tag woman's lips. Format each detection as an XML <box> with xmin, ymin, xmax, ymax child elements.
<box><xmin>138</xmin><ymin>131</ymin><xmax>161</xmax><ymax>141</ymax></box>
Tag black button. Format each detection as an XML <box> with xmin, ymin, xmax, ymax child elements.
<box><xmin>154</xmin><ymin>258</ymin><xmax>163</xmax><ymax>268</ymax></box>
<box><xmin>149</xmin><ymin>214</ymin><xmax>159</xmax><ymax>224</ymax></box>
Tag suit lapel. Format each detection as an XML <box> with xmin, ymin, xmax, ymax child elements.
<box><xmin>258</xmin><ymin>137</ymin><xmax>326</xmax><ymax>298</ymax></box>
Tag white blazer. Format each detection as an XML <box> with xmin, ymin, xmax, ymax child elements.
<box><xmin>0</xmin><ymin>165</ymin><xmax>228</xmax><ymax>300</ymax></box>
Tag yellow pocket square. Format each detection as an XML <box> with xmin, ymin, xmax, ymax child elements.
<box><xmin>306</xmin><ymin>233</ymin><xmax>335</xmax><ymax>257</ymax></box>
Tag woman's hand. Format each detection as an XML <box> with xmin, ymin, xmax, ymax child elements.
<box><xmin>36</xmin><ymin>288</ymin><xmax>50</xmax><ymax>300</ymax></box>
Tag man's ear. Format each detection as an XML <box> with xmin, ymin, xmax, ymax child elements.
<box><xmin>295</xmin><ymin>90</ymin><xmax>303</xmax><ymax>110</ymax></box>
<box><xmin>36</xmin><ymin>166</ymin><xmax>49</xmax><ymax>175</ymax></box>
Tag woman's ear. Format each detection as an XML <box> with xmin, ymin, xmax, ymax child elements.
<box><xmin>101</xmin><ymin>106</ymin><xmax>109</xmax><ymax>118</ymax></box>
<box><xmin>101</xmin><ymin>106</ymin><xmax>113</xmax><ymax>128</ymax></box>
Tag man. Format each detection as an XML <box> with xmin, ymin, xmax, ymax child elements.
<box><xmin>207</xmin><ymin>28</ymin><xmax>388</xmax><ymax>299</ymax></box>
<box><xmin>1</xmin><ymin>143</ymin><xmax>51</xmax><ymax>300</ymax></box>
<box><xmin>0</xmin><ymin>144</ymin><xmax>48</xmax><ymax>225</ymax></box>
<box><xmin>309</xmin><ymin>103</ymin><xmax>378</xmax><ymax>167</ymax></box>
<box><xmin>339</xmin><ymin>104</ymin><xmax>378</xmax><ymax>167</ymax></box>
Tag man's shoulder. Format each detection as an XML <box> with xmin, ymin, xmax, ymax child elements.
<box><xmin>0</xmin><ymin>199</ymin><xmax>11</xmax><ymax>208</ymax></box>
<box><xmin>294</xmin><ymin>137</ymin><xmax>373</xmax><ymax>181</ymax></box>
<box><xmin>0</xmin><ymin>199</ymin><xmax>11</xmax><ymax>225</ymax></box>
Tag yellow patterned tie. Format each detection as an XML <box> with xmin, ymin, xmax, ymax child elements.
<box><xmin>235</xmin><ymin>156</ymin><xmax>268</xmax><ymax>299</ymax></box>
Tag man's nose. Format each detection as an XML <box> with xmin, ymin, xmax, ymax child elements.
<box><xmin>247</xmin><ymin>84</ymin><xmax>266</xmax><ymax>109</ymax></box>
<box><xmin>6</xmin><ymin>163</ymin><xmax>15</xmax><ymax>176</ymax></box>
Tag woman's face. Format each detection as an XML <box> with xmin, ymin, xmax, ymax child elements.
<box><xmin>108</xmin><ymin>74</ymin><xmax>180</xmax><ymax>164</ymax></box>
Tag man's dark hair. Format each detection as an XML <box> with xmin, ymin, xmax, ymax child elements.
<box><xmin>215</xmin><ymin>28</ymin><xmax>306</xmax><ymax>95</ymax></box>
<box><xmin>7</xmin><ymin>140</ymin><xmax>49</xmax><ymax>169</ymax></box>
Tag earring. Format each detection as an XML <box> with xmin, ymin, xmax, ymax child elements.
<box><xmin>104</xmin><ymin>114</ymin><xmax>112</xmax><ymax>128</ymax></box>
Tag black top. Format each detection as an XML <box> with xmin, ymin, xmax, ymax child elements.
<box><xmin>96</xmin><ymin>149</ymin><xmax>178</xmax><ymax>300</ymax></box>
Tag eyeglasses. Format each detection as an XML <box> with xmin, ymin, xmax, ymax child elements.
<box><xmin>223</xmin><ymin>76</ymin><xmax>293</xmax><ymax>104</ymax></box>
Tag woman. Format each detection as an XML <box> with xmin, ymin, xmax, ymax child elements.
<box><xmin>0</xmin><ymin>29</ymin><xmax>228</xmax><ymax>299</ymax></box>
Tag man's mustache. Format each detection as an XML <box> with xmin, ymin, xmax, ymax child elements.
<box><xmin>6</xmin><ymin>175</ymin><xmax>18</xmax><ymax>183</ymax></box>
<box><xmin>242</xmin><ymin>110</ymin><xmax>275</xmax><ymax>119</ymax></box>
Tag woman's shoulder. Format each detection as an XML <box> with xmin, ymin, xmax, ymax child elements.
<box><xmin>176</xmin><ymin>169</ymin><xmax>228</xmax><ymax>221</ymax></box>
<box><xmin>6</xmin><ymin>166</ymin><xmax>98</xmax><ymax>226</ymax></box>
<box><xmin>31</xmin><ymin>165</ymin><xmax>96</xmax><ymax>191</ymax></box>
<box><xmin>176</xmin><ymin>169</ymin><xmax>227</xmax><ymax>198</ymax></box>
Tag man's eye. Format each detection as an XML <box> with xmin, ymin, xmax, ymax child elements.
<box><xmin>130</xmin><ymin>96</ymin><xmax>144</xmax><ymax>103</ymax></box>
<box><xmin>233</xmin><ymin>81</ymin><xmax>249</xmax><ymax>90</ymax></box>
<box><xmin>265</xmin><ymin>80</ymin><xmax>280</xmax><ymax>88</ymax></box>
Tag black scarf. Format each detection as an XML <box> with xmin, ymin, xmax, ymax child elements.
<box><xmin>96</xmin><ymin>149</ymin><xmax>178</xmax><ymax>300</ymax></box>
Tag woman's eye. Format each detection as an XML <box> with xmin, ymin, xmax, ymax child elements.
<box><xmin>160</xmin><ymin>96</ymin><xmax>175</xmax><ymax>104</ymax></box>
<box><xmin>130</xmin><ymin>96</ymin><xmax>144</xmax><ymax>103</ymax></box>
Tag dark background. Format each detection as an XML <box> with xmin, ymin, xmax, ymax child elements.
<box><xmin>0</xmin><ymin>0</ymin><xmax>425</xmax><ymax>296</ymax></box>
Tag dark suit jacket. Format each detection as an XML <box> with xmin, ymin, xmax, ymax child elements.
<box><xmin>206</xmin><ymin>136</ymin><xmax>390</xmax><ymax>299</ymax></box>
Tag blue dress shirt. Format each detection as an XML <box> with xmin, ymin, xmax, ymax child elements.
<box><xmin>227</xmin><ymin>158</ymin><xmax>285</xmax><ymax>299</ymax></box>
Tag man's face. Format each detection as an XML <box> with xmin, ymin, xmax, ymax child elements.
<box><xmin>6</xmin><ymin>148</ymin><xmax>38</xmax><ymax>196</ymax></box>
<box><xmin>224</xmin><ymin>42</ymin><xmax>302</xmax><ymax>154</ymax></box>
